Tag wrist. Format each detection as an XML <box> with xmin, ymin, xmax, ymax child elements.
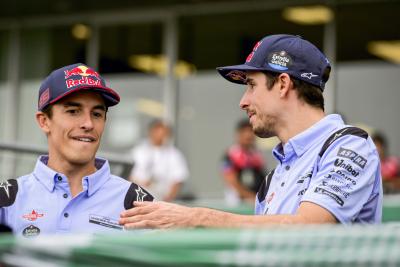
<box><xmin>190</xmin><ymin>207</ymin><xmax>204</xmax><ymax>227</ymax></box>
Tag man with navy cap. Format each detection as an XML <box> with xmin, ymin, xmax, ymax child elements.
<box><xmin>120</xmin><ymin>34</ymin><xmax>382</xmax><ymax>227</ymax></box>
<box><xmin>0</xmin><ymin>63</ymin><xmax>153</xmax><ymax>236</ymax></box>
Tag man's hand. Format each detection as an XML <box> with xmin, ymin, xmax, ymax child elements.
<box><xmin>119</xmin><ymin>201</ymin><xmax>195</xmax><ymax>229</ymax></box>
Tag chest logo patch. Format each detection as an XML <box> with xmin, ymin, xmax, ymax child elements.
<box><xmin>22</xmin><ymin>225</ymin><xmax>40</xmax><ymax>237</ymax></box>
<box><xmin>89</xmin><ymin>214</ymin><xmax>123</xmax><ymax>230</ymax></box>
<box><xmin>22</xmin><ymin>210</ymin><xmax>44</xmax><ymax>221</ymax></box>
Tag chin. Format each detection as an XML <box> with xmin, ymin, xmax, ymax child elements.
<box><xmin>67</xmin><ymin>152</ymin><xmax>96</xmax><ymax>166</ymax></box>
<box><xmin>254</xmin><ymin>127</ymin><xmax>275</xmax><ymax>138</ymax></box>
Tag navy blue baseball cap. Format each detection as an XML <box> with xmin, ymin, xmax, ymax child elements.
<box><xmin>217</xmin><ymin>34</ymin><xmax>331</xmax><ymax>91</ymax></box>
<box><xmin>38</xmin><ymin>63</ymin><xmax>120</xmax><ymax>111</ymax></box>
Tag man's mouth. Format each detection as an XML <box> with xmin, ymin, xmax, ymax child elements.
<box><xmin>247</xmin><ymin>111</ymin><xmax>255</xmax><ymax>119</ymax></box>
<box><xmin>72</xmin><ymin>136</ymin><xmax>96</xmax><ymax>143</ymax></box>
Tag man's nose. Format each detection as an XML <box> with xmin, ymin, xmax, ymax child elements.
<box><xmin>80</xmin><ymin>112</ymin><xmax>94</xmax><ymax>130</ymax></box>
<box><xmin>239</xmin><ymin>90</ymin><xmax>249</xmax><ymax>110</ymax></box>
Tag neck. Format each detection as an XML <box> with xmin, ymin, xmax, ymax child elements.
<box><xmin>276</xmin><ymin>103</ymin><xmax>325</xmax><ymax>145</ymax></box>
<box><xmin>47</xmin><ymin>154</ymin><xmax>97</xmax><ymax>197</ymax></box>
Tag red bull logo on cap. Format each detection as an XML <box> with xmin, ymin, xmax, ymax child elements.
<box><xmin>64</xmin><ymin>65</ymin><xmax>102</xmax><ymax>89</ymax></box>
<box><xmin>64</xmin><ymin>65</ymin><xmax>101</xmax><ymax>79</ymax></box>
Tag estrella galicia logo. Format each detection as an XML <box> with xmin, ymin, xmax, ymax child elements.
<box><xmin>22</xmin><ymin>225</ymin><xmax>40</xmax><ymax>237</ymax></box>
<box><xmin>337</xmin><ymin>147</ymin><xmax>367</xmax><ymax>169</ymax></box>
<box><xmin>268</xmin><ymin>51</ymin><xmax>293</xmax><ymax>70</ymax></box>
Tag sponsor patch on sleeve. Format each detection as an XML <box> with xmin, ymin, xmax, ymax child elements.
<box><xmin>314</xmin><ymin>187</ymin><xmax>344</xmax><ymax>206</ymax></box>
<box><xmin>337</xmin><ymin>147</ymin><xmax>367</xmax><ymax>169</ymax></box>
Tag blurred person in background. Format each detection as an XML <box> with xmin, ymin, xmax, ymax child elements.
<box><xmin>120</xmin><ymin>34</ymin><xmax>382</xmax><ymax>228</ymax></box>
<box><xmin>129</xmin><ymin>120</ymin><xmax>189</xmax><ymax>202</ymax></box>
<box><xmin>222</xmin><ymin>119</ymin><xmax>267</xmax><ymax>205</ymax></box>
<box><xmin>0</xmin><ymin>63</ymin><xmax>153</xmax><ymax>236</ymax></box>
<box><xmin>372</xmin><ymin>131</ymin><xmax>400</xmax><ymax>193</ymax></box>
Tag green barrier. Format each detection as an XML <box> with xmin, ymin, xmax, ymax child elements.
<box><xmin>0</xmin><ymin>197</ymin><xmax>398</xmax><ymax>266</ymax></box>
<box><xmin>0</xmin><ymin>226</ymin><xmax>399</xmax><ymax>266</ymax></box>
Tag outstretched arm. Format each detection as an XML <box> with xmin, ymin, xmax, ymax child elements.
<box><xmin>119</xmin><ymin>201</ymin><xmax>337</xmax><ymax>229</ymax></box>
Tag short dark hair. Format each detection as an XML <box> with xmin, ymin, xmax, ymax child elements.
<box><xmin>42</xmin><ymin>104</ymin><xmax>53</xmax><ymax>118</ymax></box>
<box><xmin>263</xmin><ymin>71</ymin><xmax>325</xmax><ymax>111</ymax></box>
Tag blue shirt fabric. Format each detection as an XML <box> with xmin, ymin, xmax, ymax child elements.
<box><xmin>255</xmin><ymin>114</ymin><xmax>382</xmax><ymax>224</ymax></box>
<box><xmin>0</xmin><ymin>156</ymin><xmax>153</xmax><ymax>236</ymax></box>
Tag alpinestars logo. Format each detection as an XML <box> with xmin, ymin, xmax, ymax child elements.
<box><xmin>0</xmin><ymin>181</ymin><xmax>12</xmax><ymax>198</ymax></box>
<box><xmin>328</xmin><ymin>128</ymin><xmax>348</xmax><ymax>145</ymax></box>
<box><xmin>301</xmin><ymin>72</ymin><xmax>318</xmax><ymax>79</ymax></box>
<box><xmin>135</xmin><ymin>187</ymin><xmax>148</xmax><ymax>202</ymax></box>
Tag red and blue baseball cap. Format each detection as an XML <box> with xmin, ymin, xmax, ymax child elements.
<box><xmin>217</xmin><ymin>34</ymin><xmax>331</xmax><ymax>91</ymax></box>
<box><xmin>38</xmin><ymin>63</ymin><xmax>120</xmax><ymax>111</ymax></box>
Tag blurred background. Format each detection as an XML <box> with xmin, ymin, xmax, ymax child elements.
<box><xmin>0</xmin><ymin>0</ymin><xmax>399</xmax><ymax>200</ymax></box>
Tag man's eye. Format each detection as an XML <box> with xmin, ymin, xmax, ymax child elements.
<box><xmin>66</xmin><ymin>109</ymin><xmax>78</xmax><ymax>114</ymax></box>
<box><xmin>93</xmin><ymin>112</ymin><xmax>104</xmax><ymax>118</ymax></box>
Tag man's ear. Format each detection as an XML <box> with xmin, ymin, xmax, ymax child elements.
<box><xmin>277</xmin><ymin>73</ymin><xmax>292</xmax><ymax>98</ymax></box>
<box><xmin>36</xmin><ymin>112</ymin><xmax>50</xmax><ymax>134</ymax></box>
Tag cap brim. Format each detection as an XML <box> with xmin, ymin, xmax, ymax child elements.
<box><xmin>217</xmin><ymin>64</ymin><xmax>266</xmax><ymax>84</ymax></box>
<box><xmin>48</xmin><ymin>85</ymin><xmax>120</xmax><ymax>108</ymax></box>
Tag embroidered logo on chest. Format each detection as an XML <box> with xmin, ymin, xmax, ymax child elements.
<box><xmin>22</xmin><ymin>210</ymin><xmax>44</xmax><ymax>221</ymax></box>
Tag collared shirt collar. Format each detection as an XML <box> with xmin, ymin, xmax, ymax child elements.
<box><xmin>272</xmin><ymin>114</ymin><xmax>344</xmax><ymax>162</ymax></box>
<box><xmin>33</xmin><ymin>155</ymin><xmax>111</xmax><ymax>196</ymax></box>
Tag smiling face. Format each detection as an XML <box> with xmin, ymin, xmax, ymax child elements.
<box><xmin>239</xmin><ymin>71</ymin><xmax>280</xmax><ymax>138</ymax></box>
<box><xmin>36</xmin><ymin>91</ymin><xmax>107</xmax><ymax>170</ymax></box>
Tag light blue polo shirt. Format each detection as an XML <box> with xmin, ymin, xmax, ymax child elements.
<box><xmin>0</xmin><ymin>156</ymin><xmax>153</xmax><ymax>236</ymax></box>
<box><xmin>255</xmin><ymin>114</ymin><xmax>382</xmax><ymax>224</ymax></box>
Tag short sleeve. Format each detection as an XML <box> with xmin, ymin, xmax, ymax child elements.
<box><xmin>301</xmin><ymin>135</ymin><xmax>381</xmax><ymax>224</ymax></box>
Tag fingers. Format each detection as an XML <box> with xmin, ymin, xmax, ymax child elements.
<box><xmin>120</xmin><ymin>201</ymin><xmax>154</xmax><ymax>218</ymax></box>
<box><xmin>133</xmin><ymin>200</ymin><xmax>153</xmax><ymax>207</ymax></box>
<box><xmin>119</xmin><ymin>201</ymin><xmax>164</xmax><ymax>228</ymax></box>
<box><xmin>119</xmin><ymin>214</ymin><xmax>147</xmax><ymax>228</ymax></box>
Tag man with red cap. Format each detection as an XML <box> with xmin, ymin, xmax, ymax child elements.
<box><xmin>0</xmin><ymin>63</ymin><xmax>153</xmax><ymax>236</ymax></box>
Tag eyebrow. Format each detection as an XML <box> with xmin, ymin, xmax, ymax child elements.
<box><xmin>63</xmin><ymin>102</ymin><xmax>106</xmax><ymax>111</ymax></box>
